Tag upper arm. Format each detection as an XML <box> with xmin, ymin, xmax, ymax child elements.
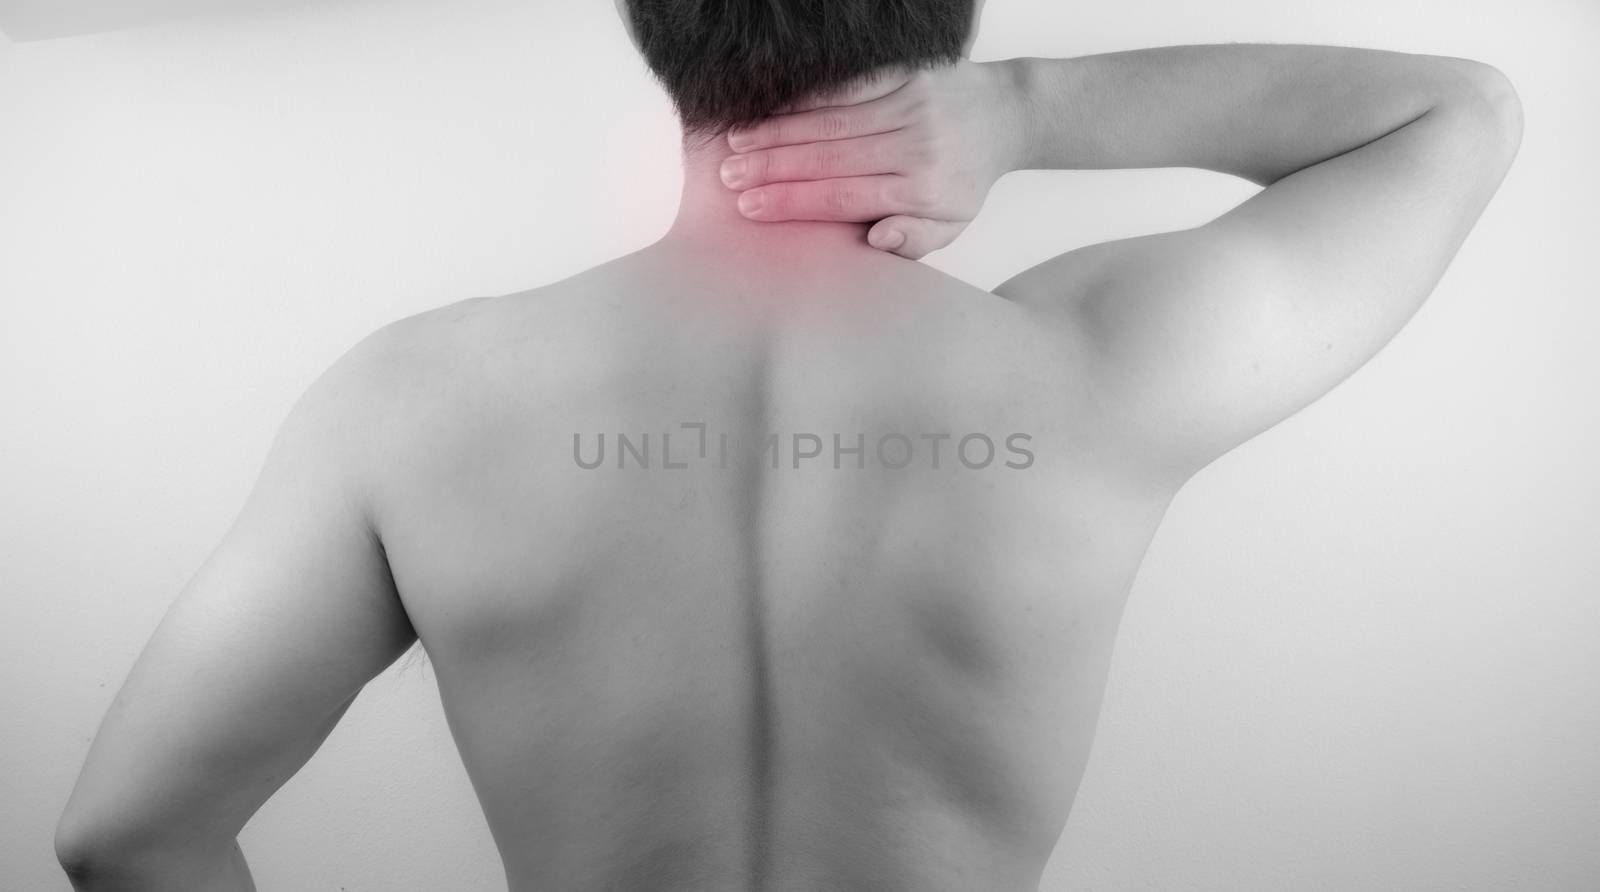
<box><xmin>996</xmin><ymin>63</ymin><xmax>1522</xmax><ymax>483</ymax></box>
<box><xmin>56</xmin><ymin>334</ymin><xmax>418</xmax><ymax>862</ymax></box>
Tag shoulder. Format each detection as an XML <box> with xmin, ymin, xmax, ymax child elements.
<box><xmin>319</xmin><ymin>268</ymin><xmax>618</xmax><ymax>433</ymax></box>
<box><xmin>315</xmin><ymin>295</ymin><xmax>510</xmax><ymax>413</ymax></box>
<box><xmin>347</xmin><ymin>295</ymin><xmax>499</xmax><ymax>377</ymax></box>
<box><xmin>271</xmin><ymin>296</ymin><xmax>501</xmax><ymax>480</ymax></box>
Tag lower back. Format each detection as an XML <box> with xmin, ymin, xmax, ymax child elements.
<box><xmin>372</xmin><ymin>247</ymin><xmax>1172</xmax><ymax>890</ymax></box>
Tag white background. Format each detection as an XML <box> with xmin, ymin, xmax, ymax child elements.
<box><xmin>2</xmin><ymin>0</ymin><xmax>1596</xmax><ymax>888</ymax></box>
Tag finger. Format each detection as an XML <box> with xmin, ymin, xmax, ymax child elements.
<box><xmin>728</xmin><ymin>93</ymin><xmax>907</xmax><ymax>152</ymax></box>
<box><xmin>867</xmin><ymin>216</ymin><xmax>967</xmax><ymax>260</ymax></box>
<box><xmin>776</xmin><ymin>66</ymin><xmax>913</xmax><ymax>114</ymax></box>
<box><xmin>736</xmin><ymin>175</ymin><xmax>921</xmax><ymax>223</ymax></box>
<box><xmin>720</xmin><ymin>132</ymin><xmax>903</xmax><ymax>190</ymax></box>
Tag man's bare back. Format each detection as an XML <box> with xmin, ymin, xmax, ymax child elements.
<box><xmin>374</xmin><ymin>236</ymin><xmax>1171</xmax><ymax>889</ymax></box>
<box><xmin>54</xmin><ymin>25</ymin><xmax>1519</xmax><ymax>892</ymax></box>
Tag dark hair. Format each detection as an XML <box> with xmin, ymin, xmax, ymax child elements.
<box><xmin>622</xmin><ymin>0</ymin><xmax>975</xmax><ymax>137</ymax></box>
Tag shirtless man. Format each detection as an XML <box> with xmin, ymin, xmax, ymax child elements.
<box><xmin>54</xmin><ymin>0</ymin><xmax>1522</xmax><ymax>888</ymax></box>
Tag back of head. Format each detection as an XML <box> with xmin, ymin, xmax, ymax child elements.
<box><xmin>620</xmin><ymin>0</ymin><xmax>976</xmax><ymax>138</ymax></box>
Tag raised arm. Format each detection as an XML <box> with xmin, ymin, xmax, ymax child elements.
<box><xmin>53</xmin><ymin>332</ymin><xmax>418</xmax><ymax>891</ymax></box>
<box><xmin>722</xmin><ymin>44</ymin><xmax>1522</xmax><ymax>482</ymax></box>
<box><xmin>993</xmin><ymin>46</ymin><xmax>1522</xmax><ymax>480</ymax></box>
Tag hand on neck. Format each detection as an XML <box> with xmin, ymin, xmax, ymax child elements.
<box><xmin>660</xmin><ymin>130</ymin><xmax>877</xmax><ymax>262</ymax></box>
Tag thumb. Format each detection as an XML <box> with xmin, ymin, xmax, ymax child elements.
<box><xmin>867</xmin><ymin>216</ymin><xmax>966</xmax><ymax>260</ymax></box>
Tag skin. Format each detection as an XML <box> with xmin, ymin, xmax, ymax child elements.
<box><xmin>55</xmin><ymin>8</ymin><xmax>1521</xmax><ymax>891</ymax></box>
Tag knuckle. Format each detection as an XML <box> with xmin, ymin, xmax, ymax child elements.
<box><xmin>814</xmin><ymin>145</ymin><xmax>846</xmax><ymax>176</ymax></box>
<box><xmin>860</xmin><ymin>140</ymin><xmax>887</xmax><ymax>171</ymax></box>
<box><xmin>885</xmin><ymin>178</ymin><xmax>909</xmax><ymax>210</ymax></box>
<box><xmin>767</xmin><ymin>184</ymin><xmax>793</xmax><ymax>216</ymax></box>
<box><xmin>770</xmin><ymin>119</ymin><xmax>795</xmax><ymax>146</ymax></box>
<box><xmin>901</xmin><ymin>180</ymin><xmax>936</xmax><ymax>214</ymax></box>
<box><xmin>824</xmin><ymin>184</ymin><xmax>857</xmax><ymax>214</ymax></box>
<box><xmin>816</xmin><ymin>111</ymin><xmax>850</xmax><ymax>139</ymax></box>
<box><xmin>748</xmin><ymin>150</ymin><xmax>773</xmax><ymax>182</ymax></box>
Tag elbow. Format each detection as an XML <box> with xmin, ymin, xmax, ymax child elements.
<box><xmin>54</xmin><ymin>818</ymin><xmax>108</xmax><ymax>887</ymax></box>
<box><xmin>54</xmin><ymin>812</ymin><xmax>155</xmax><ymax>889</ymax></box>
<box><xmin>1461</xmin><ymin>61</ymin><xmax>1524</xmax><ymax>149</ymax></box>
<box><xmin>56</xmin><ymin>808</ymin><xmax>237</xmax><ymax>888</ymax></box>
<box><xmin>54</xmin><ymin>812</ymin><xmax>125</xmax><ymax>888</ymax></box>
<box><xmin>1438</xmin><ymin>58</ymin><xmax>1525</xmax><ymax>163</ymax></box>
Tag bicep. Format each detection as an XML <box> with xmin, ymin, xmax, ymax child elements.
<box><xmin>998</xmin><ymin>77</ymin><xmax>1519</xmax><ymax>482</ymax></box>
<box><xmin>57</xmin><ymin>362</ymin><xmax>417</xmax><ymax>856</ymax></box>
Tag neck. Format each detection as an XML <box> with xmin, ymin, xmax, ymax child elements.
<box><xmin>657</xmin><ymin>134</ymin><xmax>877</xmax><ymax>263</ymax></box>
